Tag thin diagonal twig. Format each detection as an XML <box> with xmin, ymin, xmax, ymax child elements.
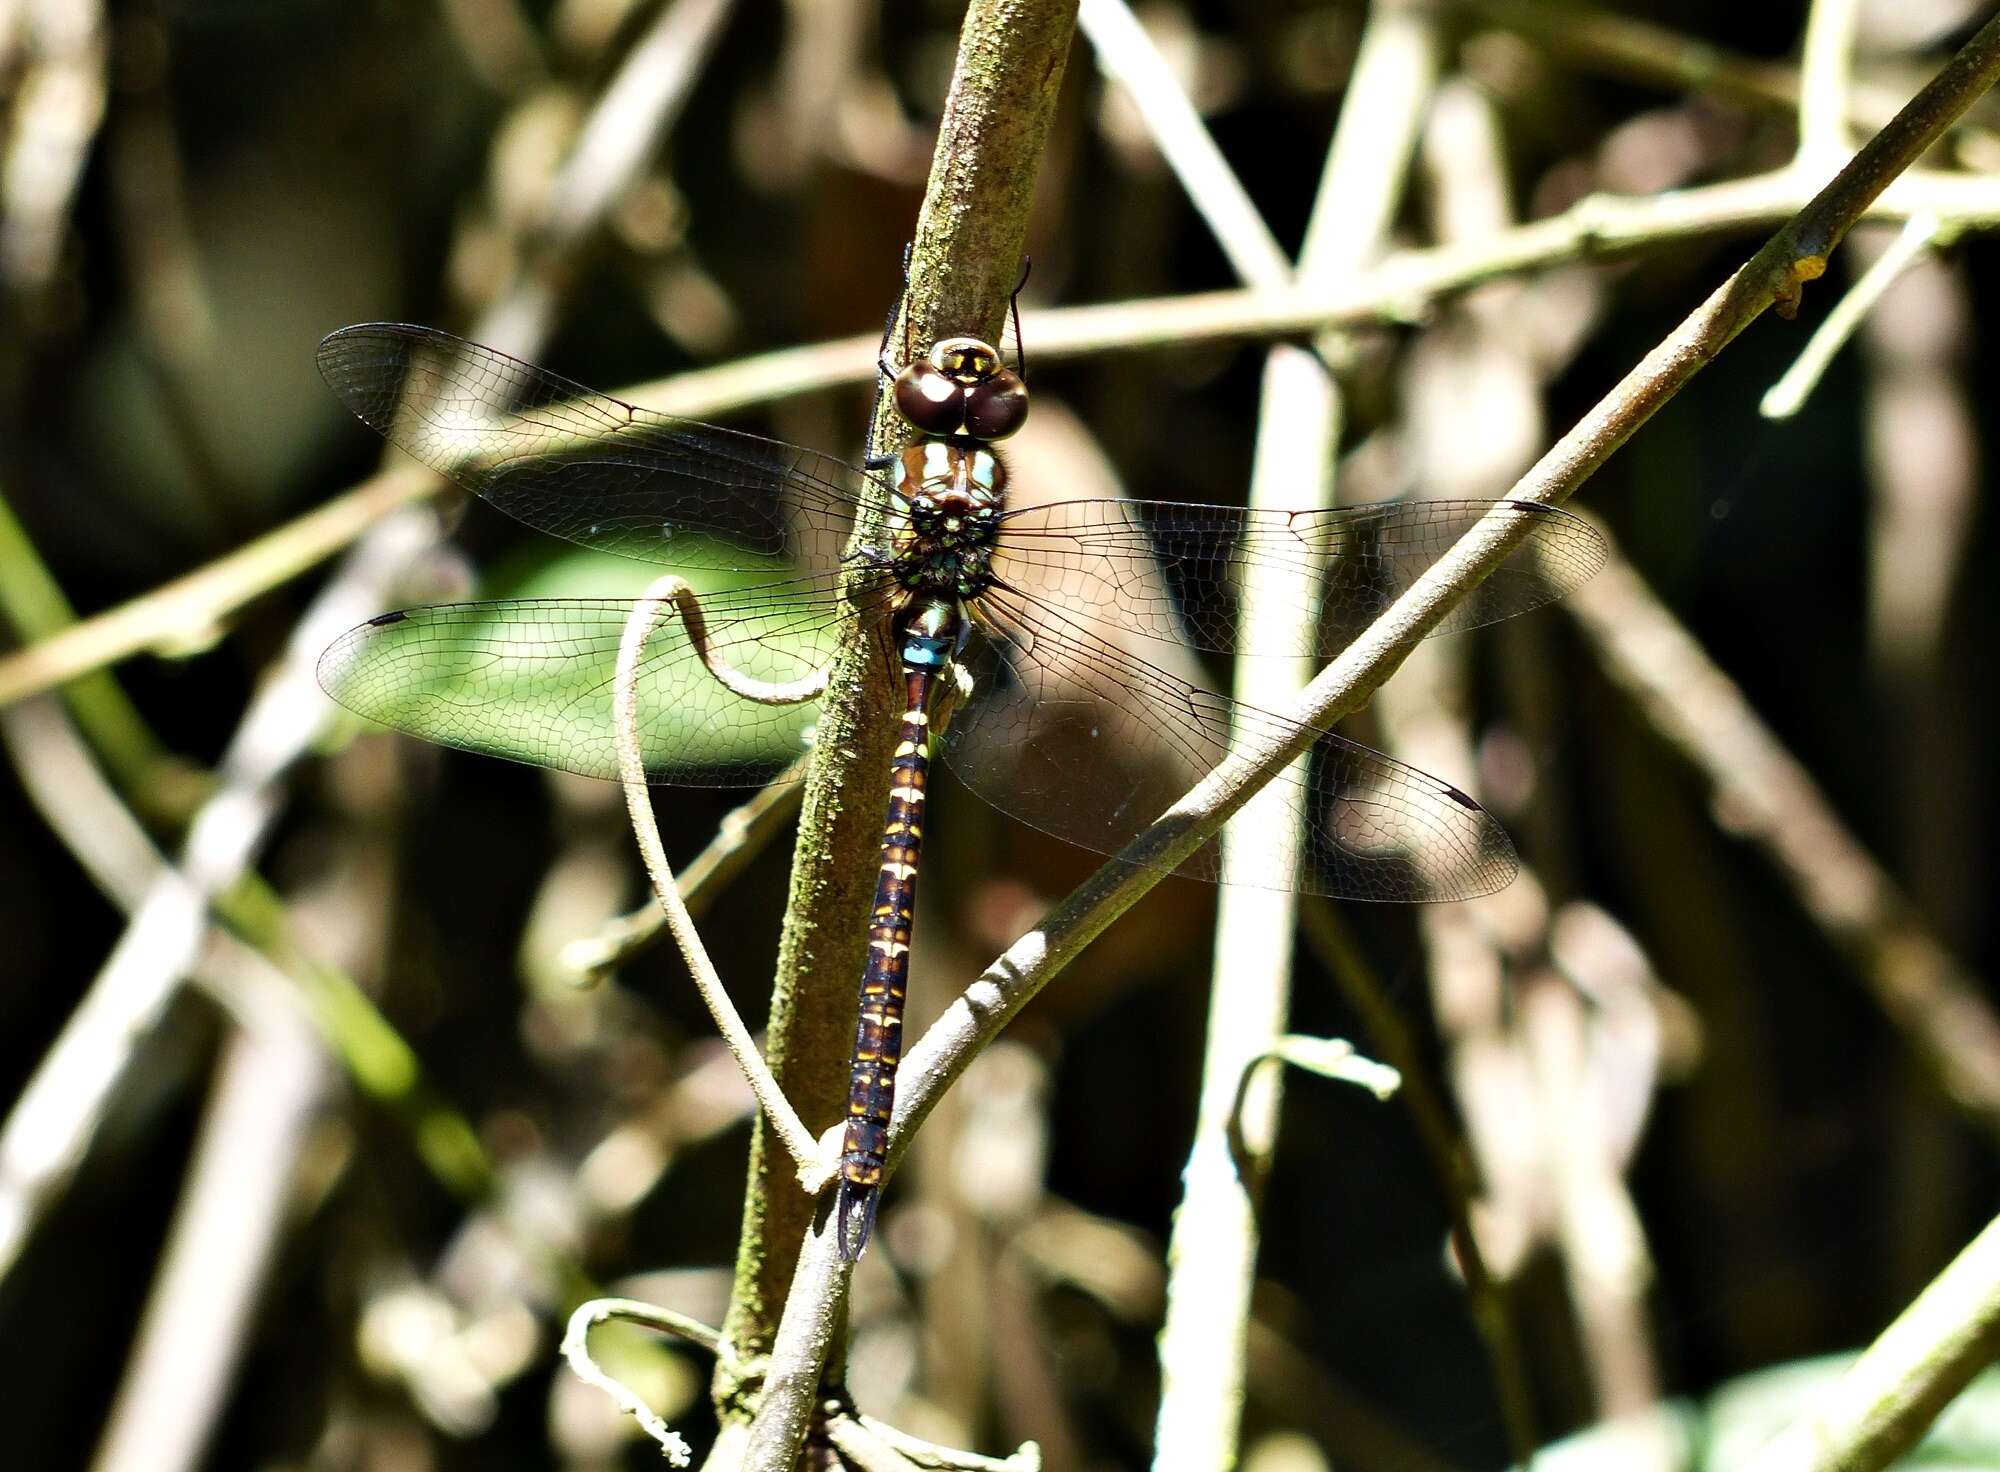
<box><xmin>1076</xmin><ymin>0</ymin><xmax>1289</xmax><ymax>286</ymax></box>
<box><xmin>1743</xmin><ymin>1210</ymin><xmax>2000</xmax><ymax>1472</ymax></box>
<box><xmin>561</xmin><ymin>756</ymin><xmax>809</xmax><ymax>983</ymax></box>
<box><xmin>1560</xmin><ymin>532</ymin><xmax>2000</xmax><ymax>1134</ymax></box>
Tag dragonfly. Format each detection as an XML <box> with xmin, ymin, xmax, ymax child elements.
<box><xmin>314</xmin><ymin>320</ymin><xmax>1604</xmax><ymax>1259</ymax></box>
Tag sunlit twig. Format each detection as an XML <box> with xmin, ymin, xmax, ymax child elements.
<box><xmin>613</xmin><ymin>577</ymin><xmax>826</xmax><ymax>1181</ymax></box>
<box><xmin>559</xmin><ymin>1299</ymin><xmax>705</xmax><ymax>1467</ymax></box>
<box><xmin>1761</xmin><ymin>212</ymin><xmax>1945</xmax><ymax>418</ymax></box>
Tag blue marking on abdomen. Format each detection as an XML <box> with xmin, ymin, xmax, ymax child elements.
<box><xmin>901</xmin><ymin>634</ymin><xmax>952</xmax><ymax>669</ymax></box>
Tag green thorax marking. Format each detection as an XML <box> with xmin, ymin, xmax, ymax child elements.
<box><xmin>894</xmin><ymin>439</ymin><xmax>1005</xmax><ymax>598</ymax></box>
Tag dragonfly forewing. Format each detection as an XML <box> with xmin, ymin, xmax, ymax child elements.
<box><xmin>991</xmin><ymin>497</ymin><xmax>1605</xmax><ymax>660</ymax></box>
<box><xmin>317</xmin><ymin>323</ymin><xmax>884</xmax><ymax>574</ymax></box>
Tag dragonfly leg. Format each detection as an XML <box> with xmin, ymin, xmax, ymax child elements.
<box><xmin>866</xmin><ymin>240</ymin><xmax>917</xmax><ymax>450</ymax></box>
<box><xmin>635</xmin><ymin>578</ymin><xmax>830</xmax><ymax>707</ymax></box>
<box><xmin>1007</xmin><ymin>256</ymin><xmax>1031</xmax><ymax>380</ymax></box>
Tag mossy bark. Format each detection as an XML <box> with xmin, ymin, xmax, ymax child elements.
<box><xmin>715</xmin><ymin>0</ymin><xmax>1078</xmax><ymax>1427</ymax></box>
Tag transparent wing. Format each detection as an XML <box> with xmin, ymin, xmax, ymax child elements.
<box><xmin>317</xmin><ymin>577</ymin><xmax>876</xmax><ymax>786</ymax></box>
<box><xmin>991</xmin><ymin>497</ymin><xmax>1604</xmax><ymax>657</ymax></box>
<box><xmin>941</xmin><ymin>589</ymin><xmax>1516</xmax><ymax>901</ymax></box>
<box><xmin>317</xmin><ymin>323</ymin><xmax>886</xmax><ymax>571</ymax></box>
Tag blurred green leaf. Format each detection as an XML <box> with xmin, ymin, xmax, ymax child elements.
<box><xmin>330</xmin><ymin>539</ymin><xmax>827</xmax><ymax>779</ymax></box>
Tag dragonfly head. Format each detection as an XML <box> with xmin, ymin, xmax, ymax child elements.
<box><xmin>893</xmin><ymin>336</ymin><xmax>1029</xmax><ymax>442</ymax></box>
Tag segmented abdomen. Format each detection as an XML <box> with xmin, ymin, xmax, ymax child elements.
<box><xmin>834</xmin><ymin>664</ymin><xmax>934</xmax><ymax>1259</ymax></box>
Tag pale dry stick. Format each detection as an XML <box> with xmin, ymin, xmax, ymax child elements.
<box><xmin>1</xmin><ymin>697</ymin><xmax>333</xmax><ymax>1472</ymax></box>
<box><xmin>1076</xmin><ymin>0</ymin><xmax>1290</xmax><ymax>287</ymax></box>
<box><xmin>1385</xmin><ymin>74</ymin><xmax>1605</xmax><ymax>1446</ymax></box>
<box><xmin>1174</xmin><ymin>331</ymin><xmax>1336</xmax><ymax>1472</ymax></box>
<box><xmin>0</xmin><ymin>697</ymin><xmax>162</xmax><ymax>907</ymax></box>
<box><xmin>0</xmin><ymin>0</ymin><xmax>106</xmax><ymax>290</ymax></box>
<box><xmin>823</xmin><ymin>1410</ymin><xmax>1046</xmax><ymax>1472</ymax></box>
<box><xmin>639</xmin><ymin>164</ymin><xmax>2000</xmax><ymax>371</ymax></box>
<box><xmin>1</xmin><ymin>697</ymin><xmax>389</xmax><ymax>1472</ymax></box>
<box><xmin>560</xmin><ymin>755</ymin><xmax>809</xmax><ymax>984</ymax></box>
<box><xmin>611</xmin><ymin>576</ymin><xmax>827</xmax><ymax>1182</ymax></box>
<box><xmin>88</xmin><ymin>998</ymin><xmax>331</xmax><ymax>1472</ymax></box>
<box><xmin>0</xmin><ymin>0</ymin><xmax>732</xmax><ymax>1290</ymax></box>
<box><xmin>846</xmin><ymin>1412</ymin><xmax>1043</xmax><ymax>1472</ymax></box>
<box><xmin>1854</xmin><ymin>228</ymin><xmax>1981</xmax><ymax>937</ymax></box>
<box><xmin>1156</xmin><ymin>348</ymin><xmax>1334</xmax><ymax>1472</ymax></box>
<box><xmin>1079</xmin><ymin>4</ymin><xmax>1326</xmax><ymax>1468</ymax></box>
<box><xmin>1761</xmin><ymin>212</ymin><xmax>1944</xmax><ymax>417</ymax></box>
<box><xmin>1131</xmin><ymin>3</ymin><xmax>1446</xmax><ymax>1468</ymax></box>
<box><xmin>1515</xmin><ymin>948</ymin><xmax>1670</xmax><ymax>1431</ymax></box>
<box><xmin>1013</xmin><ymin>166</ymin><xmax>2000</xmax><ymax>349</ymax></box>
<box><xmin>875</xmin><ymin>0</ymin><xmax>2000</xmax><ymax>1334</ymax></box>
<box><xmin>0</xmin><ymin>509</ymin><xmax>436</xmax><ymax>1286</ymax></box>
<box><xmin>819</xmin><ymin>1418</ymin><xmax>924</xmax><ymax>1472</ymax></box>
<box><xmin>565</xmin><ymin>1297</ymin><xmax>1035</xmax><ymax>1472</ymax></box>
<box><xmin>640</xmin><ymin>165</ymin><xmax>2000</xmax><ymax>390</ymax></box>
<box><xmin>1741</xmin><ymin>1209</ymin><xmax>2000</xmax><ymax>1472</ymax></box>
<box><xmin>1559</xmin><ymin>539</ymin><xmax>2000</xmax><ymax>1135</ymax></box>
<box><xmin>18</xmin><ymin>158</ymin><xmax>2000</xmax><ymax>717</ymax></box>
<box><xmin>560</xmin><ymin>1298</ymin><xmax>707</xmax><ymax>1466</ymax></box>
<box><xmin>1796</xmin><ymin>0</ymin><xmax>1863</xmax><ymax>167</ymax></box>
<box><xmin>1226</xmin><ymin>1040</ymin><xmax>1402</xmax><ymax>1151</ymax></box>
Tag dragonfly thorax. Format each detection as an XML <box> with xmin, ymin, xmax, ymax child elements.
<box><xmin>893</xmin><ymin>440</ymin><xmax>1005</xmax><ymax>597</ymax></box>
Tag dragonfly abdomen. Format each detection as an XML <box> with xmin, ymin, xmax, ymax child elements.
<box><xmin>835</xmin><ymin>644</ymin><xmax>945</xmax><ymax>1260</ymax></box>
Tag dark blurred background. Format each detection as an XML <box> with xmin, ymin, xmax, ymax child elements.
<box><xmin>1</xmin><ymin>1</ymin><xmax>1997</xmax><ymax>1468</ymax></box>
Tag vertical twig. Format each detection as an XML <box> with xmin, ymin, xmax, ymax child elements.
<box><xmin>1379</xmin><ymin>73</ymin><xmax>1585</xmax><ymax>1456</ymax></box>
<box><xmin>1795</xmin><ymin>0</ymin><xmax>1862</xmax><ymax>167</ymax></box>
<box><xmin>1145</xmin><ymin>0</ymin><xmax>1443</xmax><ymax>1463</ymax></box>
<box><xmin>727</xmin><ymin>4</ymin><xmax>1079</xmax><ymax>1464</ymax></box>
<box><xmin>0</xmin><ymin>0</ymin><xmax>106</xmax><ymax>292</ymax></box>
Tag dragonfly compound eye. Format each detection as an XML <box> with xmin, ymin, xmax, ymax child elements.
<box><xmin>894</xmin><ymin>360</ymin><xmax>966</xmax><ymax>435</ymax></box>
<box><xmin>962</xmin><ymin>370</ymin><xmax>1028</xmax><ymax>440</ymax></box>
